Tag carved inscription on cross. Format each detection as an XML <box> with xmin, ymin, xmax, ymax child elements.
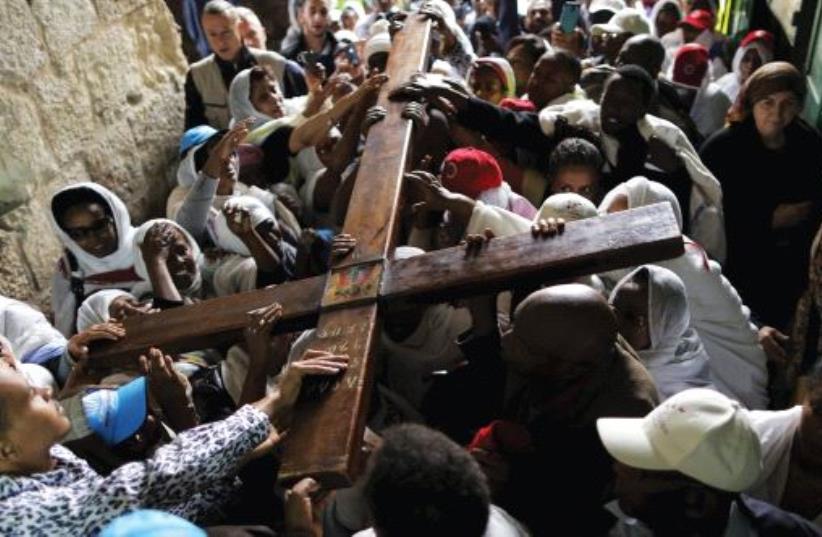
<box><xmin>91</xmin><ymin>16</ymin><xmax>685</xmax><ymax>488</ymax></box>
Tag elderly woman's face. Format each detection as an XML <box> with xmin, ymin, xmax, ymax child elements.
<box><xmin>753</xmin><ymin>90</ymin><xmax>799</xmax><ymax>142</ymax></box>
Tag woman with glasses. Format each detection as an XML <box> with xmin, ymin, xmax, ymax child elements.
<box><xmin>48</xmin><ymin>183</ymin><xmax>141</xmax><ymax>337</ymax></box>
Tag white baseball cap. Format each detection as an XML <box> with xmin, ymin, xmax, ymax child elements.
<box><xmin>596</xmin><ymin>388</ymin><xmax>763</xmax><ymax>492</ymax></box>
<box><xmin>591</xmin><ymin>8</ymin><xmax>651</xmax><ymax>36</ymax></box>
<box><xmin>589</xmin><ymin>0</ymin><xmax>626</xmax><ymax>14</ymax></box>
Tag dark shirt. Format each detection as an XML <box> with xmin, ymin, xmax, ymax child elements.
<box><xmin>184</xmin><ymin>46</ymin><xmax>307</xmax><ymax>130</ymax></box>
<box><xmin>700</xmin><ymin>118</ymin><xmax>822</xmax><ymax>328</ymax></box>
<box><xmin>259</xmin><ymin>126</ymin><xmax>296</xmax><ymax>185</ymax></box>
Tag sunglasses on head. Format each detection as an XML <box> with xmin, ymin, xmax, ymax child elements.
<box><xmin>65</xmin><ymin>216</ymin><xmax>113</xmax><ymax>241</ymax></box>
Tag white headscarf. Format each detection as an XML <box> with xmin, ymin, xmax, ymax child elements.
<box><xmin>208</xmin><ymin>195</ymin><xmax>277</xmax><ymax>257</ymax></box>
<box><xmin>536</xmin><ymin>193</ymin><xmax>598</xmax><ymax>222</ymax></box>
<box><xmin>715</xmin><ymin>40</ymin><xmax>774</xmax><ymax>103</ymax></box>
<box><xmin>0</xmin><ymin>296</ymin><xmax>65</xmax><ymax>361</ymax></box>
<box><xmin>176</xmin><ymin>143</ymin><xmax>203</xmax><ymax>188</ymax></box>
<box><xmin>611</xmin><ymin>265</ymin><xmax>713</xmax><ymax>399</ymax></box>
<box><xmin>229</xmin><ymin>68</ymin><xmax>277</xmax><ymax>130</ymax></box>
<box><xmin>132</xmin><ymin>219</ymin><xmax>203</xmax><ymax>297</ymax></box>
<box><xmin>649</xmin><ymin>0</ymin><xmax>682</xmax><ymax>37</ymax></box>
<box><xmin>49</xmin><ymin>182</ymin><xmax>137</xmax><ymax>277</ymax></box>
<box><xmin>75</xmin><ymin>289</ymin><xmax>133</xmax><ymax>333</ymax></box>
<box><xmin>599</xmin><ymin>176</ymin><xmax>683</xmax><ymax>230</ymax></box>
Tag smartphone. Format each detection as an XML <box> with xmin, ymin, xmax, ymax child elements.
<box><xmin>559</xmin><ymin>1</ymin><xmax>581</xmax><ymax>33</ymax></box>
<box><xmin>344</xmin><ymin>44</ymin><xmax>360</xmax><ymax>67</ymax></box>
<box><xmin>298</xmin><ymin>50</ymin><xmax>321</xmax><ymax>68</ymax></box>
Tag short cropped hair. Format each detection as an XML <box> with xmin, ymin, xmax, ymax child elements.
<box><xmin>548</xmin><ymin>137</ymin><xmax>604</xmax><ymax>176</ymax></box>
<box><xmin>549</xmin><ymin>48</ymin><xmax>582</xmax><ymax>84</ymax></box>
<box><xmin>364</xmin><ymin>424</ymin><xmax>491</xmax><ymax>537</ymax></box>
<box><xmin>202</xmin><ymin>0</ymin><xmax>238</xmax><ymax>21</ymax></box>
<box><xmin>506</xmin><ymin>34</ymin><xmax>549</xmax><ymax>63</ymax></box>
<box><xmin>614</xmin><ymin>64</ymin><xmax>657</xmax><ymax>107</ymax></box>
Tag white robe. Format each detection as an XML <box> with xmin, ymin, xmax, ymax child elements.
<box><xmin>748</xmin><ymin>406</ymin><xmax>822</xmax><ymax>527</ymax></box>
<box><xmin>599</xmin><ymin>179</ymin><xmax>768</xmax><ymax>409</ymax></box>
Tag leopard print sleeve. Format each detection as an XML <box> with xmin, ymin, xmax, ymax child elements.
<box><xmin>0</xmin><ymin>405</ymin><xmax>271</xmax><ymax>536</ymax></box>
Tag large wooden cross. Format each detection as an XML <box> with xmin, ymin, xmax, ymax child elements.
<box><xmin>91</xmin><ymin>17</ymin><xmax>684</xmax><ymax>488</ymax></box>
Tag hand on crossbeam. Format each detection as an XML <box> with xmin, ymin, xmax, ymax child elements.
<box><xmin>363</xmin><ymin>105</ymin><xmax>387</xmax><ymax>136</ymax></box>
<box><xmin>331</xmin><ymin>233</ymin><xmax>357</xmax><ymax>259</ymax></box>
<box><xmin>254</xmin><ymin>349</ymin><xmax>350</xmax><ymax>430</ymax></box>
<box><xmin>109</xmin><ymin>295</ymin><xmax>157</xmax><ymax>322</ymax></box>
<box><xmin>244</xmin><ymin>303</ymin><xmax>285</xmax><ymax>371</ymax></box>
<box><xmin>531</xmin><ymin>217</ymin><xmax>566</xmax><ymax>238</ymax></box>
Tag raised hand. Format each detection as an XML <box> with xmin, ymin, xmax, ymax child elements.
<box><xmin>243</xmin><ymin>303</ymin><xmax>284</xmax><ymax>370</ymax></box>
<box><xmin>223</xmin><ymin>202</ymin><xmax>254</xmax><ymax>239</ymax></box>
<box><xmin>140</xmin><ymin>347</ymin><xmax>198</xmax><ymax>430</ymax></box>
<box><xmin>203</xmin><ymin>119</ymin><xmax>251</xmax><ymax>179</ymax></box>
<box><xmin>140</xmin><ymin>222</ymin><xmax>176</xmax><ymax>263</ymax></box>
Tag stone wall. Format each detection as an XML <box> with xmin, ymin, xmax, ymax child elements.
<box><xmin>0</xmin><ymin>0</ymin><xmax>187</xmax><ymax>311</ymax></box>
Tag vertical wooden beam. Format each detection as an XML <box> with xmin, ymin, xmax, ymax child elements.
<box><xmin>278</xmin><ymin>17</ymin><xmax>432</xmax><ymax>486</ymax></box>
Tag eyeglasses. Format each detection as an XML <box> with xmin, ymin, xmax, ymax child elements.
<box><xmin>64</xmin><ymin>217</ymin><xmax>113</xmax><ymax>241</ymax></box>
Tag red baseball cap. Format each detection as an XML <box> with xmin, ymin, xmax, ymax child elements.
<box><xmin>441</xmin><ymin>147</ymin><xmax>503</xmax><ymax>199</ymax></box>
<box><xmin>673</xmin><ymin>43</ymin><xmax>709</xmax><ymax>88</ymax></box>
<box><xmin>679</xmin><ymin>9</ymin><xmax>713</xmax><ymax>32</ymax></box>
<box><xmin>740</xmin><ymin>29</ymin><xmax>774</xmax><ymax>49</ymax></box>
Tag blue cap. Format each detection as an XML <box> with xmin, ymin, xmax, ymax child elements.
<box><xmin>82</xmin><ymin>376</ymin><xmax>148</xmax><ymax>446</ymax></box>
<box><xmin>179</xmin><ymin>125</ymin><xmax>218</xmax><ymax>156</ymax></box>
<box><xmin>100</xmin><ymin>509</ymin><xmax>206</xmax><ymax>537</ymax></box>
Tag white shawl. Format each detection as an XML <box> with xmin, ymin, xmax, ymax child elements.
<box><xmin>715</xmin><ymin>40</ymin><xmax>774</xmax><ymax>104</ymax></box>
<box><xmin>49</xmin><ymin>183</ymin><xmax>140</xmax><ymax>336</ymax></box>
<box><xmin>611</xmin><ymin>265</ymin><xmax>713</xmax><ymax>399</ymax></box>
<box><xmin>599</xmin><ymin>180</ymin><xmax>769</xmax><ymax>409</ymax></box>
<box><xmin>0</xmin><ymin>296</ymin><xmax>65</xmax><ymax>361</ymax></box>
<box><xmin>228</xmin><ymin>68</ymin><xmax>309</xmax><ymax>131</ymax></box>
<box><xmin>540</xmin><ymin>100</ymin><xmax>726</xmax><ymax>262</ymax></box>
<box><xmin>748</xmin><ymin>406</ymin><xmax>803</xmax><ymax>505</ymax></box>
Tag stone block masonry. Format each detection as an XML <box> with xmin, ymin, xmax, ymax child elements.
<box><xmin>0</xmin><ymin>0</ymin><xmax>187</xmax><ymax>312</ymax></box>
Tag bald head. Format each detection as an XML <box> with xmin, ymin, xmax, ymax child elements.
<box><xmin>617</xmin><ymin>35</ymin><xmax>665</xmax><ymax>79</ymax></box>
<box><xmin>506</xmin><ymin>284</ymin><xmax>617</xmax><ymax>379</ymax></box>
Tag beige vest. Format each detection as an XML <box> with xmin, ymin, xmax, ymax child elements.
<box><xmin>190</xmin><ymin>48</ymin><xmax>287</xmax><ymax>129</ymax></box>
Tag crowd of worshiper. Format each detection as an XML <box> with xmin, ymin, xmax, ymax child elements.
<box><xmin>1</xmin><ymin>0</ymin><xmax>821</xmax><ymax>534</ymax></box>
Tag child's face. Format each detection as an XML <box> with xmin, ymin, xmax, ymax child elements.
<box><xmin>550</xmin><ymin>165</ymin><xmax>600</xmax><ymax>202</ymax></box>
<box><xmin>470</xmin><ymin>66</ymin><xmax>505</xmax><ymax>105</ymax></box>
<box><xmin>250</xmin><ymin>75</ymin><xmax>285</xmax><ymax>119</ymax></box>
